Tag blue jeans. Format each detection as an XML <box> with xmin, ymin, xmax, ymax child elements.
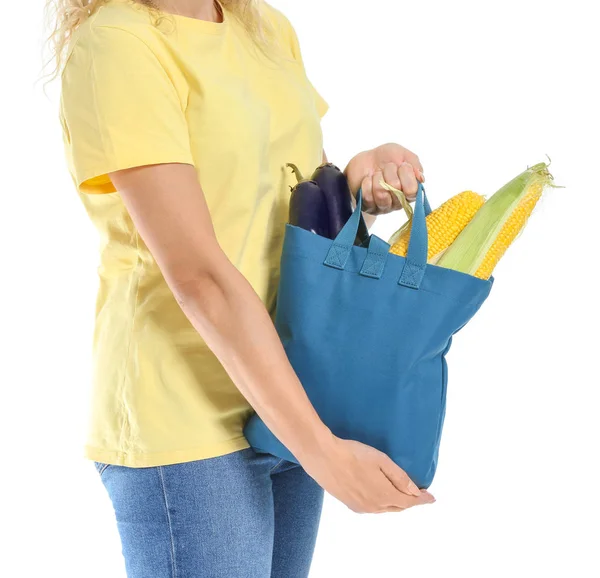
<box><xmin>94</xmin><ymin>448</ymin><xmax>324</xmax><ymax>577</ymax></box>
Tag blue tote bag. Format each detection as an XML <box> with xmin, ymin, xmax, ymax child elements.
<box><xmin>244</xmin><ymin>182</ymin><xmax>494</xmax><ymax>489</ymax></box>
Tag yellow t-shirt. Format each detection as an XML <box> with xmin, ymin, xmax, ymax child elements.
<box><xmin>59</xmin><ymin>0</ymin><xmax>328</xmax><ymax>467</ymax></box>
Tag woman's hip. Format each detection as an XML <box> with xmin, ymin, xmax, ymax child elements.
<box><xmin>93</xmin><ymin>447</ymin><xmax>323</xmax><ymax>577</ymax></box>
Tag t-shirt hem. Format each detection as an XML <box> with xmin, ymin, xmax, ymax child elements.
<box><xmin>84</xmin><ymin>435</ymin><xmax>251</xmax><ymax>467</ymax></box>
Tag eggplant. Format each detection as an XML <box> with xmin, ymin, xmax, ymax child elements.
<box><xmin>287</xmin><ymin>164</ymin><xmax>330</xmax><ymax>237</ymax></box>
<box><xmin>310</xmin><ymin>162</ymin><xmax>370</xmax><ymax>246</ymax></box>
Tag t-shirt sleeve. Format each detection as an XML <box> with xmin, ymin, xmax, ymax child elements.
<box><xmin>59</xmin><ymin>25</ymin><xmax>195</xmax><ymax>194</ymax></box>
<box><xmin>277</xmin><ymin>14</ymin><xmax>329</xmax><ymax>119</ymax></box>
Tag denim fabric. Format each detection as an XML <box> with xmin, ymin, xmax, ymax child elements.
<box><xmin>94</xmin><ymin>447</ymin><xmax>323</xmax><ymax>577</ymax></box>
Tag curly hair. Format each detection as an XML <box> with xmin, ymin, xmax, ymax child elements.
<box><xmin>42</xmin><ymin>0</ymin><xmax>273</xmax><ymax>84</ymax></box>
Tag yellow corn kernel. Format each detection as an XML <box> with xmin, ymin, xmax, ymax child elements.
<box><xmin>474</xmin><ymin>182</ymin><xmax>543</xmax><ymax>279</ymax></box>
<box><xmin>389</xmin><ymin>191</ymin><xmax>485</xmax><ymax>262</ymax></box>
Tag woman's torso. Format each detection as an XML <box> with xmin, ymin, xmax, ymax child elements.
<box><xmin>59</xmin><ymin>0</ymin><xmax>327</xmax><ymax>466</ymax></box>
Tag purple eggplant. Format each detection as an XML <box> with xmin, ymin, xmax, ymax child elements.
<box><xmin>287</xmin><ymin>164</ymin><xmax>330</xmax><ymax>237</ymax></box>
<box><xmin>310</xmin><ymin>162</ymin><xmax>370</xmax><ymax>246</ymax></box>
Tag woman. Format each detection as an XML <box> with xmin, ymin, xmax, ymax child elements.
<box><xmin>48</xmin><ymin>0</ymin><xmax>434</xmax><ymax>575</ymax></box>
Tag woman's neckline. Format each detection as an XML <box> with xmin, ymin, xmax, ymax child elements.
<box><xmin>166</xmin><ymin>0</ymin><xmax>226</xmax><ymax>27</ymax></box>
<box><xmin>114</xmin><ymin>0</ymin><xmax>228</xmax><ymax>35</ymax></box>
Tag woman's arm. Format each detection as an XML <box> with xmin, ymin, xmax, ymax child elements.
<box><xmin>112</xmin><ymin>162</ymin><xmax>328</xmax><ymax>460</ymax></box>
<box><xmin>109</xmin><ymin>161</ymin><xmax>434</xmax><ymax>513</ymax></box>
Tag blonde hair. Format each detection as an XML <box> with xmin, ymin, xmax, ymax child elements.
<box><xmin>42</xmin><ymin>0</ymin><xmax>273</xmax><ymax>84</ymax></box>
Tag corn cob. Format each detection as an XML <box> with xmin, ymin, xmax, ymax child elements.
<box><xmin>436</xmin><ymin>161</ymin><xmax>554</xmax><ymax>279</ymax></box>
<box><xmin>389</xmin><ymin>190</ymin><xmax>485</xmax><ymax>263</ymax></box>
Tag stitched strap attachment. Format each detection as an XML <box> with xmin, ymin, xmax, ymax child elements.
<box><xmin>324</xmin><ymin>242</ymin><xmax>352</xmax><ymax>270</ymax></box>
<box><xmin>359</xmin><ymin>235</ymin><xmax>390</xmax><ymax>279</ymax></box>
<box><xmin>324</xmin><ymin>188</ymin><xmax>365</xmax><ymax>269</ymax></box>
<box><xmin>398</xmin><ymin>182</ymin><xmax>428</xmax><ymax>289</ymax></box>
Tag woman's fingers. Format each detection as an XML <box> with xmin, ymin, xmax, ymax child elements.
<box><xmin>378</xmin><ymin>454</ymin><xmax>421</xmax><ymax>497</ymax></box>
<box><xmin>388</xmin><ymin>489</ymin><xmax>436</xmax><ymax>510</ymax></box>
<box><xmin>362</xmin><ymin>160</ymin><xmax>424</xmax><ymax>215</ymax></box>
<box><xmin>373</xmin><ymin>486</ymin><xmax>435</xmax><ymax>513</ymax></box>
<box><xmin>376</xmin><ymin>452</ymin><xmax>435</xmax><ymax>511</ymax></box>
<box><xmin>360</xmin><ymin>175</ymin><xmax>375</xmax><ymax>214</ymax></box>
<box><xmin>402</xmin><ymin>150</ymin><xmax>425</xmax><ymax>182</ymax></box>
<box><xmin>371</xmin><ymin>170</ymin><xmax>394</xmax><ymax>213</ymax></box>
<box><xmin>398</xmin><ymin>162</ymin><xmax>420</xmax><ymax>201</ymax></box>
<box><xmin>382</xmin><ymin>163</ymin><xmax>404</xmax><ymax>210</ymax></box>
<box><xmin>379</xmin><ymin>506</ymin><xmax>406</xmax><ymax>513</ymax></box>
<box><xmin>382</xmin><ymin>163</ymin><xmax>401</xmax><ymax>189</ymax></box>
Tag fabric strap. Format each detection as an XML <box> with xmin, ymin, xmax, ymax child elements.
<box><xmin>324</xmin><ymin>183</ymin><xmax>431</xmax><ymax>289</ymax></box>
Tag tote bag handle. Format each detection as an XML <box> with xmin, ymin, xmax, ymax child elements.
<box><xmin>324</xmin><ymin>182</ymin><xmax>431</xmax><ymax>289</ymax></box>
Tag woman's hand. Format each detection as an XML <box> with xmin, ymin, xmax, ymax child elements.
<box><xmin>299</xmin><ymin>433</ymin><xmax>435</xmax><ymax>514</ymax></box>
<box><xmin>344</xmin><ymin>143</ymin><xmax>425</xmax><ymax>215</ymax></box>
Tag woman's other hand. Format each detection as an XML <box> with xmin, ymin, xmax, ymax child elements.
<box><xmin>299</xmin><ymin>434</ymin><xmax>436</xmax><ymax>514</ymax></box>
<box><xmin>344</xmin><ymin>143</ymin><xmax>425</xmax><ymax>215</ymax></box>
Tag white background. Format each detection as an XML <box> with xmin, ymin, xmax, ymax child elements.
<box><xmin>2</xmin><ymin>0</ymin><xmax>599</xmax><ymax>576</ymax></box>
